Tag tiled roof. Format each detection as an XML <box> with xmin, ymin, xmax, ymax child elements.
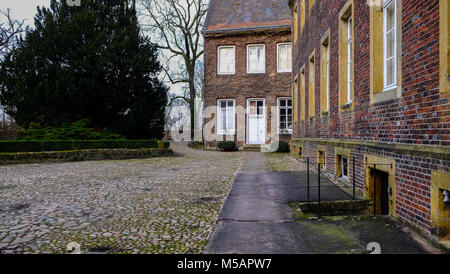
<box><xmin>203</xmin><ymin>0</ymin><xmax>292</xmax><ymax>34</ymax></box>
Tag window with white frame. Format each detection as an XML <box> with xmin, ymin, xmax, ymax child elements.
<box><xmin>278</xmin><ymin>98</ymin><xmax>293</xmax><ymax>134</ymax></box>
<box><xmin>277</xmin><ymin>43</ymin><xmax>292</xmax><ymax>73</ymax></box>
<box><xmin>346</xmin><ymin>17</ymin><xmax>353</xmax><ymax>104</ymax></box>
<box><xmin>217</xmin><ymin>100</ymin><xmax>235</xmax><ymax>134</ymax></box>
<box><xmin>218</xmin><ymin>46</ymin><xmax>235</xmax><ymax>75</ymax></box>
<box><xmin>247</xmin><ymin>45</ymin><xmax>265</xmax><ymax>73</ymax></box>
<box><xmin>383</xmin><ymin>0</ymin><xmax>397</xmax><ymax>91</ymax></box>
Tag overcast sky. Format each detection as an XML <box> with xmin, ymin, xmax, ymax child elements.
<box><xmin>0</xmin><ymin>0</ymin><xmax>51</xmax><ymax>27</ymax></box>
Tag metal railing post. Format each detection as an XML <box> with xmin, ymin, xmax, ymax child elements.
<box><xmin>353</xmin><ymin>157</ymin><xmax>356</xmax><ymax>200</ymax></box>
<box><xmin>307</xmin><ymin>157</ymin><xmax>310</xmax><ymax>202</ymax></box>
<box><xmin>318</xmin><ymin>163</ymin><xmax>321</xmax><ymax>218</ymax></box>
<box><xmin>373</xmin><ymin>164</ymin><xmax>377</xmax><ymax>216</ymax></box>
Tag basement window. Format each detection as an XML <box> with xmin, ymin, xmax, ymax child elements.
<box><xmin>341</xmin><ymin>156</ymin><xmax>348</xmax><ymax>178</ymax></box>
<box><xmin>318</xmin><ymin>150</ymin><xmax>326</xmax><ymax>169</ymax></box>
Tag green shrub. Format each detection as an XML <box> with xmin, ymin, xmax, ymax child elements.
<box><xmin>217</xmin><ymin>141</ymin><xmax>237</xmax><ymax>152</ymax></box>
<box><xmin>17</xmin><ymin>119</ymin><xmax>124</xmax><ymax>140</ymax></box>
<box><xmin>188</xmin><ymin>141</ymin><xmax>204</xmax><ymax>150</ymax></box>
<box><xmin>0</xmin><ymin>148</ymin><xmax>171</xmax><ymax>164</ymax></box>
<box><xmin>276</xmin><ymin>141</ymin><xmax>290</xmax><ymax>153</ymax></box>
<box><xmin>0</xmin><ymin>139</ymin><xmax>170</xmax><ymax>153</ymax></box>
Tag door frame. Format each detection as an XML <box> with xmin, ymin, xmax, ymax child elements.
<box><xmin>246</xmin><ymin>98</ymin><xmax>266</xmax><ymax>145</ymax></box>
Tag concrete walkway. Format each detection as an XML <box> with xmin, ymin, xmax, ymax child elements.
<box><xmin>205</xmin><ymin>152</ymin><xmax>305</xmax><ymax>253</ymax></box>
<box><xmin>204</xmin><ymin>152</ymin><xmax>436</xmax><ymax>254</ymax></box>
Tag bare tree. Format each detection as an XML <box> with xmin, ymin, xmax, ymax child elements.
<box><xmin>0</xmin><ymin>8</ymin><xmax>25</xmax><ymax>59</ymax></box>
<box><xmin>139</xmin><ymin>0</ymin><xmax>208</xmax><ymax>139</ymax></box>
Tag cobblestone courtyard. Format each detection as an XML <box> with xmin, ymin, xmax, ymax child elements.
<box><xmin>0</xmin><ymin>144</ymin><xmax>245</xmax><ymax>254</ymax></box>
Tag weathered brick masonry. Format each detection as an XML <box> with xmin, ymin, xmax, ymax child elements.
<box><xmin>202</xmin><ymin>0</ymin><xmax>293</xmax><ymax>148</ymax></box>
<box><xmin>203</xmin><ymin>32</ymin><xmax>292</xmax><ymax>147</ymax></box>
<box><xmin>289</xmin><ymin>0</ymin><xmax>449</xmax><ymax>237</ymax></box>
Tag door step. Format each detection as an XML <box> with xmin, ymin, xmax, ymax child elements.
<box><xmin>243</xmin><ymin>145</ymin><xmax>266</xmax><ymax>152</ymax></box>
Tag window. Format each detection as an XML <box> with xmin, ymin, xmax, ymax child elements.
<box><xmin>300</xmin><ymin>0</ymin><xmax>306</xmax><ymax>32</ymax></box>
<box><xmin>309</xmin><ymin>53</ymin><xmax>315</xmax><ymax>119</ymax></box>
<box><xmin>218</xmin><ymin>46</ymin><xmax>235</xmax><ymax>75</ymax></box>
<box><xmin>339</xmin><ymin>1</ymin><xmax>353</xmax><ymax>109</ymax></box>
<box><xmin>346</xmin><ymin>18</ymin><xmax>353</xmax><ymax>104</ymax></box>
<box><xmin>341</xmin><ymin>156</ymin><xmax>348</xmax><ymax>178</ymax></box>
<box><xmin>217</xmin><ymin>100</ymin><xmax>235</xmax><ymax>135</ymax></box>
<box><xmin>293</xmin><ymin>5</ymin><xmax>298</xmax><ymax>44</ymax></box>
<box><xmin>369</xmin><ymin>0</ymin><xmax>402</xmax><ymax>103</ymax></box>
<box><xmin>247</xmin><ymin>45</ymin><xmax>265</xmax><ymax>73</ymax></box>
<box><xmin>277</xmin><ymin>43</ymin><xmax>293</xmax><ymax>73</ymax></box>
<box><xmin>383</xmin><ymin>0</ymin><xmax>397</xmax><ymax>91</ymax></box>
<box><xmin>278</xmin><ymin>98</ymin><xmax>293</xmax><ymax>134</ymax></box>
<box><xmin>321</xmin><ymin>33</ymin><xmax>330</xmax><ymax>114</ymax></box>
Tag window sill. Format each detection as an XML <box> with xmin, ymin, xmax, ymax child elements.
<box><xmin>217</xmin><ymin>132</ymin><xmax>236</xmax><ymax>136</ymax></box>
<box><xmin>247</xmin><ymin>71</ymin><xmax>266</xmax><ymax>74</ymax></box>
<box><xmin>278</xmin><ymin>131</ymin><xmax>293</xmax><ymax>135</ymax></box>
<box><xmin>382</xmin><ymin>85</ymin><xmax>397</xmax><ymax>93</ymax></box>
<box><xmin>217</xmin><ymin>72</ymin><xmax>235</xmax><ymax>76</ymax></box>
<box><xmin>373</xmin><ymin>87</ymin><xmax>398</xmax><ymax>104</ymax></box>
<box><xmin>341</xmin><ymin>102</ymin><xmax>352</xmax><ymax>111</ymax></box>
<box><xmin>336</xmin><ymin>176</ymin><xmax>349</xmax><ymax>183</ymax></box>
<box><xmin>277</xmin><ymin>70</ymin><xmax>292</xmax><ymax>74</ymax></box>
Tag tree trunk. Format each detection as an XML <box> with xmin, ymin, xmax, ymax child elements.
<box><xmin>189</xmin><ymin>80</ymin><xmax>196</xmax><ymax>141</ymax></box>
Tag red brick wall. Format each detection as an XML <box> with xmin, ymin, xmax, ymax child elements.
<box><xmin>290</xmin><ymin>0</ymin><xmax>449</xmax><ymax>234</ymax></box>
<box><xmin>292</xmin><ymin>0</ymin><xmax>448</xmax><ymax>145</ymax></box>
<box><xmin>204</xmin><ymin>31</ymin><xmax>293</xmax><ymax>147</ymax></box>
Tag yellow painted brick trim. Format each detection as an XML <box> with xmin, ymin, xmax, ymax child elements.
<box><xmin>320</xmin><ymin>29</ymin><xmax>331</xmax><ymax>115</ymax></box>
<box><xmin>291</xmin><ymin>138</ymin><xmax>450</xmax><ymax>161</ymax></box>
<box><xmin>369</xmin><ymin>0</ymin><xmax>403</xmax><ymax>103</ymax></box>
<box><xmin>335</xmin><ymin>147</ymin><xmax>351</xmax><ymax>158</ymax></box>
<box><xmin>317</xmin><ymin>145</ymin><xmax>328</xmax><ymax>152</ymax></box>
<box><xmin>338</xmin><ymin>0</ymin><xmax>354</xmax><ymax>110</ymax></box>
<box><xmin>308</xmin><ymin>50</ymin><xmax>316</xmax><ymax>118</ymax></box>
<box><xmin>300</xmin><ymin>65</ymin><xmax>306</xmax><ymax>121</ymax></box>
<box><xmin>364</xmin><ymin>154</ymin><xmax>396</xmax><ymax>217</ymax></box>
<box><xmin>293</xmin><ymin>3</ymin><xmax>299</xmax><ymax>44</ymax></box>
<box><xmin>431</xmin><ymin>171</ymin><xmax>450</xmax><ymax>237</ymax></box>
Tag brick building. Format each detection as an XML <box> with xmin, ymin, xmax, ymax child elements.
<box><xmin>288</xmin><ymin>0</ymin><xmax>449</xmax><ymax>242</ymax></box>
<box><xmin>202</xmin><ymin>0</ymin><xmax>293</xmax><ymax>148</ymax></box>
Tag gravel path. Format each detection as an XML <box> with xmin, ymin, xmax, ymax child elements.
<box><xmin>0</xmin><ymin>143</ymin><xmax>245</xmax><ymax>254</ymax></box>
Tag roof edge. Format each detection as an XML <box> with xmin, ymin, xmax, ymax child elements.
<box><xmin>202</xmin><ymin>25</ymin><xmax>292</xmax><ymax>36</ymax></box>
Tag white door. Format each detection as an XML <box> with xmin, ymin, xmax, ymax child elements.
<box><xmin>247</xmin><ymin>99</ymin><xmax>266</xmax><ymax>145</ymax></box>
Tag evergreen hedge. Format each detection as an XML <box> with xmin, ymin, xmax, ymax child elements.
<box><xmin>0</xmin><ymin>140</ymin><xmax>169</xmax><ymax>153</ymax></box>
